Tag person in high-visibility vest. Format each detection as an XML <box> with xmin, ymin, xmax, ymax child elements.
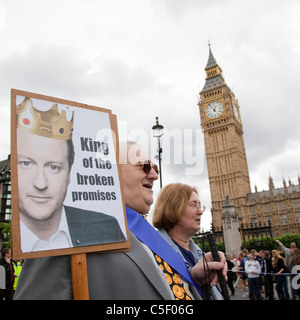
<box><xmin>12</xmin><ymin>260</ymin><xmax>23</xmax><ymax>291</ymax></box>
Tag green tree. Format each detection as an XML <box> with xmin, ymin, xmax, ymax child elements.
<box><xmin>242</xmin><ymin>236</ymin><xmax>277</xmax><ymax>251</ymax></box>
<box><xmin>275</xmin><ymin>233</ymin><xmax>300</xmax><ymax>248</ymax></box>
<box><xmin>0</xmin><ymin>221</ymin><xmax>11</xmax><ymax>248</ymax></box>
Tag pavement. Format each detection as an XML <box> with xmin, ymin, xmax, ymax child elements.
<box><xmin>228</xmin><ymin>282</ymin><xmax>252</xmax><ymax>300</ymax></box>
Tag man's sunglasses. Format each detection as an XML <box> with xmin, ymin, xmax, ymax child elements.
<box><xmin>136</xmin><ymin>160</ymin><xmax>159</xmax><ymax>175</ymax></box>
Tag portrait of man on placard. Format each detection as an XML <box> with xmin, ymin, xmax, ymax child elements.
<box><xmin>15</xmin><ymin>96</ymin><xmax>127</xmax><ymax>254</ymax></box>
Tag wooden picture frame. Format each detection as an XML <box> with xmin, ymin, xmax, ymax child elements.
<box><xmin>11</xmin><ymin>89</ymin><xmax>130</xmax><ymax>260</ymax></box>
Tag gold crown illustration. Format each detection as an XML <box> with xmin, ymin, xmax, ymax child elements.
<box><xmin>16</xmin><ymin>97</ymin><xmax>74</xmax><ymax>140</ymax></box>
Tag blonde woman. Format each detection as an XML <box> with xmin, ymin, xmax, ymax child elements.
<box><xmin>272</xmin><ymin>250</ymin><xmax>290</xmax><ymax>300</ymax></box>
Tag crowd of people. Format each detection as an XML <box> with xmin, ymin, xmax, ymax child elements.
<box><xmin>226</xmin><ymin>241</ymin><xmax>300</xmax><ymax>300</ymax></box>
<box><xmin>2</xmin><ymin>239</ymin><xmax>299</xmax><ymax>300</ymax></box>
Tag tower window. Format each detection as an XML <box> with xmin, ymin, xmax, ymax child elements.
<box><xmin>250</xmin><ymin>206</ymin><xmax>256</xmax><ymax>214</ymax></box>
<box><xmin>278</xmin><ymin>202</ymin><xmax>285</xmax><ymax>210</ymax></box>
<box><xmin>280</xmin><ymin>214</ymin><xmax>288</xmax><ymax>225</ymax></box>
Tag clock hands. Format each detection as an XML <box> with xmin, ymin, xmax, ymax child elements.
<box><xmin>206</xmin><ymin>101</ymin><xmax>223</xmax><ymax>119</ymax></box>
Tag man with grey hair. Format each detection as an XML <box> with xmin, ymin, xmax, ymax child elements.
<box><xmin>275</xmin><ymin>240</ymin><xmax>297</xmax><ymax>268</ymax></box>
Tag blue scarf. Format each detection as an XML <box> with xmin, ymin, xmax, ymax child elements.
<box><xmin>126</xmin><ymin>206</ymin><xmax>203</xmax><ymax>298</ymax></box>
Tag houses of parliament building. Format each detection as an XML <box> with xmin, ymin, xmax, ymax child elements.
<box><xmin>198</xmin><ymin>45</ymin><xmax>300</xmax><ymax>237</ymax></box>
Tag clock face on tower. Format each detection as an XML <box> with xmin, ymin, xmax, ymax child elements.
<box><xmin>206</xmin><ymin>101</ymin><xmax>223</xmax><ymax>119</ymax></box>
<box><xmin>233</xmin><ymin>103</ymin><xmax>240</xmax><ymax>120</ymax></box>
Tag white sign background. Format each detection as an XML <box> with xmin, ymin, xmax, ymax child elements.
<box><xmin>16</xmin><ymin>95</ymin><xmax>127</xmax><ymax>238</ymax></box>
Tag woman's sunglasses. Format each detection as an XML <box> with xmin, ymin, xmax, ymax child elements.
<box><xmin>136</xmin><ymin>160</ymin><xmax>159</xmax><ymax>175</ymax></box>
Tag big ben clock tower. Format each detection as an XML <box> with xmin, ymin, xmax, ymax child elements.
<box><xmin>198</xmin><ymin>45</ymin><xmax>251</xmax><ymax>228</ymax></box>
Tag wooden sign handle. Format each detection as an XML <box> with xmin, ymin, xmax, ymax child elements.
<box><xmin>71</xmin><ymin>253</ymin><xmax>90</xmax><ymax>300</ymax></box>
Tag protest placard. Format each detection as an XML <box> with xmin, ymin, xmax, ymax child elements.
<box><xmin>11</xmin><ymin>89</ymin><xmax>130</xmax><ymax>260</ymax></box>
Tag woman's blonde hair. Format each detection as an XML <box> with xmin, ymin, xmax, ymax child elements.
<box><xmin>152</xmin><ymin>183</ymin><xmax>198</xmax><ymax>231</ymax></box>
<box><xmin>272</xmin><ymin>249</ymin><xmax>284</xmax><ymax>264</ymax></box>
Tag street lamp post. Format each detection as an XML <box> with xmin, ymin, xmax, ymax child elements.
<box><xmin>152</xmin><ymin>116</ymin><xmax>164</xmax><ymax>188</ymax></box>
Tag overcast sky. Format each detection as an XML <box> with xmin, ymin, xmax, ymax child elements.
<box><xmin>1</xmin><ymin>0</ymin><xmax>300</xmax><ymax>230</ymax></box>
